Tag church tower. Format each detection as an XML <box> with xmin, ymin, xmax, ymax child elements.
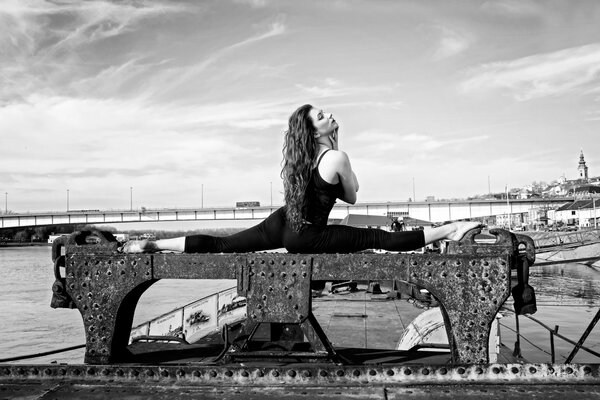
<box><xmin>578</xmin><ymin>150</ymin><xmax>589</xmax><ymax>181</ymax></box>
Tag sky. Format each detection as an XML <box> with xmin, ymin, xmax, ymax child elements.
<box><xmin>2</xmin><ymin>0</ymin><xmax>600</xmax><ymax>214</ymax></box>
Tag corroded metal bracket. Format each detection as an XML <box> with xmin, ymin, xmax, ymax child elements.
<box><xmin>52</xmin><ymin>228</ymin><xmax>531</xmax><ymax>365</ymax></box>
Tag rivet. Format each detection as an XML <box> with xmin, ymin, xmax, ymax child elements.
<box><xmin>583</xmin><ymin>366</ymin><xmax>592</xmax><ymax>374</ymax></box>
<box><xmin>456</xmin><ymin>261</ymin><xmax>462</xmax><ymax>266</ymax></box>
<box><xmin>303</xmin><ymin>370</ymin><xmax>312</xmax><ymax>378</ymax></box>
<box><xmin>457</xmin><ymin>367</ymin><xmax>466</xmax><ymax>375</ymax></box>
<box><xmin>336</xmin><ymin>369</ymin><xmax>344</xmax><ymax>377</ymax></box>
<box><xmin>386</xmin><ymin>369</ymin><xmax>394</xmax><ymax>376</ymax></box>
<box><xmin>492</xmin><ymin>367</ymin><xmax>500</xmax><ymax>374</ymax></box>
<box><xmin>470</xmin><ymin>260</ymin><xmax>477</xmax><ymax>266</ymax></box>
<box><xmin>425</xmin><ymin>261</ymin><xmax>432</xmax><ymax>266</ymax></box>
<box><xmin>529</xmin><ymin>367</ymin><xmax>537</xmax><ymax>374</ymax></box>
<box><xmin>441</xmin><ymin>272</ymin><xmax>447</xmax><ymax>278</ymax></box>
<box><xmin>287</xmin><ymin>370</ymin><xmax>296</xmax><ymax>378</ymax></box>
<box><xmin>144</xmin><ymin>369</ymin><xmax>153</xmax><ymax>377</ymax></box>
<box><xmin>272</xmin><ymin>370</ymin><xmax>279</xmax><ymax>377</ymax></box>
<box><xmin>270</xmin><ymin>260</ymin><xmax>275</xmax><ymax>265</ymax></box>
<box><xmin>475</xmin><ymin>367</ymin><xmax>484</xmax><ymax>375</ymax></box>
<box><xmin>269</xmin><ymin>286</ymin><xmax>273</xmax><ymax>292</ymax></box>
<box><xmin>16</xmin><ymin>368</ymin><xmax>25</xmax><ymax>375</ymax></box>
<box><xmin>44</xmin><ymin>368</ymin><xmax>52</xmax><ymax>376</ymax></box>
<box><xmin>455</xmin><ymin>272</ymin><xmax>462</xmax><ymax>278</ymax></box>
<box><xmin>241</xmin><ymin>370</ymin><xmax>249</xmax><ymax>377</ymax></box>
<box><xmin>319</xmin><ymin>370</ymin><xmax>328</xmax><ymax>377</ymax></box>
<box><xmin>301</xmin><ymin>260</ymin><xmax>306</xmax><ymax>265</ymax></box>
<box><xmin>177</xmin><ymin>369</ymin><xmax>185</xmax><ymax>377</ymax></box>
<box><xmin>107</xmin><ymin>270</ymin><xmax>112</xmax><ymax>276</ymax></box>
<box><xmin>194</xmin><ymin>370</ymin><xmax>202</xmax><ymax>377</ymax></box>
<box><xmin>565</xmin><ymin>367</ymin><xmax>573</xmax><ymax>374</ymax></box>
<box><xmin>483</xmin><ymin>261</ymin><xmax>489</xmax><ymax>266</ymax></box>
<box><xmin>59</xmin><ymin>368</ymin><xmax>67</xmax><ymax>376</ymax></box>
<box><xmin>422</xmin><ymin>368</ymin><xmax>429</xmax><ymax>375</ymax></box>
<box><xmin>257</xmin><ymin>304</ymin><xmax>262</xmax><ymax>309</ymax></box>
<box><xmin>411</xmin><ymin>261</ymin><xmax>418</xmax><ymax>266</ymax></box>
<box><xmin>369</xmin><ymin>369</ymin><xmax>377</xmax><ymax>376</ymax></box>
<box><xmin>101</xmin><ymin>368</ymin><xmax>109</xmax><ymax>376</ymax></box>
<box><xmin>511</xmin><ymin>367</ymin><xmax>519</xmax><ymax>374</ymax></box>
<box><xmin>161</xmin><ymin>369</ymin><xmax>169</xmax><ymax>377</ymax></box>
<box><xmin>116</xmin><ymin>369</ymin><xmax>124</xmax><ymax>376</ymax></box>
<box><xmin>257</xmin><ymin>370</ymin><xmax>264</xmax><ymax>377</ymax></box>
<box><xmin>439</xmin><ymin>368</ymin><xmax>447</xmax><ymax>375</ymax></box>
<box><xmin>260</xmin><ymin>260</ymin><xmax>265</xmax><ymax>264</ymax></box>
<box><xmin>282</xmin><ymin>261</ymin><xmax>287</xmax><ymax>266</ymax></box>
<box><xmin>260</xmin><ymin>271</ymin><xmax>266</xmax><ymax>277</ymax></box>
<box><xmin>269</xmin><ymin>272</ymin><xmax>275</xmax><ymax>277</ymax></box>
<box><xmin>288</xmin><ymin>294</ymin><xmax>293</xmax><ymax>300</ymax></box>
<box><xmin>251</xmin><ymin>314</ymin><xmax>257</xmax><ymax>319</ymax></box>
<box><xmin>281</xmin><ymin>272</ymin><xmax>287</xmax><ymax>278</ymax></box>
<box><xmin>132</xmin><ymin>369</ymin><xmax>139</xmax><ymax>376</ymax></box>
<box><xmin>302</xmin><ymin>272</ymin><xmax>307</xmax><ymax>278</ymax></box>
<box><xmin>30</xmin><ymin>368</ymin><xmax>39</xmax><ymax>375</ymax></box>
<box><xmin>404</xmin><ymin>368</ymin><xmax>412</xmax><ymax>375</ymax></box>
<box><xmin>262</xmin><ymin>295</ymin><xmax>267</xmax><ymax>300</ymax></box>
<box><xmin>209</xmin><ymin>370</ymin><xmax>217</xmax><ymax>377</ymax></box>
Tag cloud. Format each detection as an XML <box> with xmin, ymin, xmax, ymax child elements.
<box><xmin>295</xmin><ymin>78</ymin><xmax>400</xmax><ymax>99</ymax></box>
<box><xmin>233</xmin><ymin>0</ymin><xmax>268</xmax><ymax>8</ymax></box>
<box><xmin>480</xmin><ymin>0</ymin><xmax>543</xmax><ymax>17</ymax></box>
<box><xmin>432</xmin><ymin>26</ymin><xmax>471</xmax><ymax>60</ymax></box>
<box><xmin>0</xmin><ymin>0</ymin><xmax>192</xmax><ymax>104</ymax></box>
<box><xmin>460</xmin><ymin>43</ymin><xmax>600</xmax><ymax>100</ymax></box>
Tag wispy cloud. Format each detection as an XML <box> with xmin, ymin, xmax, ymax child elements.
<box><xmin>432</xmin><ymin>25</ymin><xmax>471</xmax><ymax>60</ymax></box>
<box><xmin>460</xmin><ymin>43</ymin><xmax>600</xmax><ymax>100</ymax></box>
<box><xmin>0</xmin><ymin>0</ymin><xmax>191</xmax><ymax>104</ymax></box>
<box><xmin>295</xmin><ymin>78</ymin><xmax>400</xmax><ymax>99</ymax></box>
<box><xmin>480</xmin><ymin>0</ymin><xmax>544</xmax><ymax>17</ymax></box>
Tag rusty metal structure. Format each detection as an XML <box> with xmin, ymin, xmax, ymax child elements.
<box><xmin>46</xmin><ymin>228</ymin><xmax>534</xmax><ymax>365</ymax></box>
<box><xmin>2</xmin><ymin>228</ymin><xmax>599</xmax><ymax>398</ymax></box>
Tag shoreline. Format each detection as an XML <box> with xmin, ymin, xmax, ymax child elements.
<box><xmin>0</xmin><ymin>242</ymin><xmax>51</xmax><ymax>248</ymax></box>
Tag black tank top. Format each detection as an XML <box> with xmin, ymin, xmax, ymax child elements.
<box><xmin>304</xmin><ymin>150</ymin><xmax>345</xmax><ymax>226</ymax></box>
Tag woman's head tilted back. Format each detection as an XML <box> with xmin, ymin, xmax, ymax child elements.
<box><xmin>281</xmin><ymin>104</ymin><xmax>318</xmax><ymax>232</ymax></box>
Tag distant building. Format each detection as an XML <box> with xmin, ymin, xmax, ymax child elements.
<box><xmin>578</xmin><ymin>149</ymin><xmax>589</xmax><ymax>181</ymax></box>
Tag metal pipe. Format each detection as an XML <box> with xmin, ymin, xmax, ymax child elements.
<box><xmin>565</xmin><ymin>308</ymin><xmax>600</xmax><ymax>363</ymax></box>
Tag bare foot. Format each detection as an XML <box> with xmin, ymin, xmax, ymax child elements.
<box><xmin>119</xmin><ymin>239</ymin><xmax>157</xmax><ymax>253</ymax></box>
<box><xmin>447</xmin><ymin>221</ymin><xmax>483</xmax><ymax>241</ymax></box>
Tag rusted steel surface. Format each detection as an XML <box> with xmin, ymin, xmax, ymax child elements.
<box><xmin>52</xmin><ymin>228</ymin><xmax>532</xmax><ymax>365</ymax></box>
<box><xmin>1</xmin><ymin>363</ymin><xmax>598</xmax><ymax>385</ymax></box>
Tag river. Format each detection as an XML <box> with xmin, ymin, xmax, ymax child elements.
<box><xmin>0</xmin><ymin>246</ymin><xmax>598</xmax><ymax>364</ymax></box>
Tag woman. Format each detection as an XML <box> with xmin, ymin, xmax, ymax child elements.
<box><xmin>122</xmin><ymin>104</ymin><xmax>480</xmax><ymax>254</ymax></box>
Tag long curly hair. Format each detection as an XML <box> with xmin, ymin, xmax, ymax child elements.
<box><xmin>281</xmin><ymin>104</ymin><xmax>317</xmax><ymax>232</ymax></box>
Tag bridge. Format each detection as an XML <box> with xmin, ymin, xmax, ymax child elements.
<box><xmin>0</xmin><ymin>198</ymin><xmax>570</xmax><ymax>229</ymax></box>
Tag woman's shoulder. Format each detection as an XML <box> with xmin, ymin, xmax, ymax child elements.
<box><xmin>321</xmin><ymin>149</ymin><xmax>349</xmax><ymax>163</ymax></box>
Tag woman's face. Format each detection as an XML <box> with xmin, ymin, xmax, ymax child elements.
<box><xmin>309</xmin><ymin>108</ymin><xmax>338</xmax><ymax>138</ymax></box>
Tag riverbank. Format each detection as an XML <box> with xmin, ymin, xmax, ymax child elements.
<box><xmin>0</xmin><ymin>242</ymin><xmax>50</xmax><ymax>248</ymax></box>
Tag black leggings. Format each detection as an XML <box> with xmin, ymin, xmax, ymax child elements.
<box><xmin>184</xmin><ymin>207</ymin><xmax>425</xmax><ymax>254</ymax></box>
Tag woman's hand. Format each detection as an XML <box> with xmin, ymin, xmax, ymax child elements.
<box><xmin>329</xmin><ymin>129</ymin><xmax>339</xmax><ymax>150</ymax></box>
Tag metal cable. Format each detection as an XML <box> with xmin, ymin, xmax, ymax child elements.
<box><xmin>0</xmin><ymin>344</ymin><xmax>85</xmax><ymax>363</ymax></box>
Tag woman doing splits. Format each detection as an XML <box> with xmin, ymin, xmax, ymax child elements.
<box><xmin>122</xmin><ymin>104</ymin><xmax>480</xmax><ymax>254</ymax></box>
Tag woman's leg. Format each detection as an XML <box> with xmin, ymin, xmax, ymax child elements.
<box><xmin>122</xmin><ymin>208</ymin><xmax>286</xmax><ymax>253</ymax></box>
<box><xmin>184</xmin><ymin>207</ymin><xmax>286</xmax><ymax>253</ymax></box>
<box><xmin>284</xmin><ymin>224</ymin><xmax>425</xmax><ymax>253</ymax></box>
<box><xmin>283</xmin><ymin>221</ymin><xmax>482</xmax><ymax>254</ymax></box>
